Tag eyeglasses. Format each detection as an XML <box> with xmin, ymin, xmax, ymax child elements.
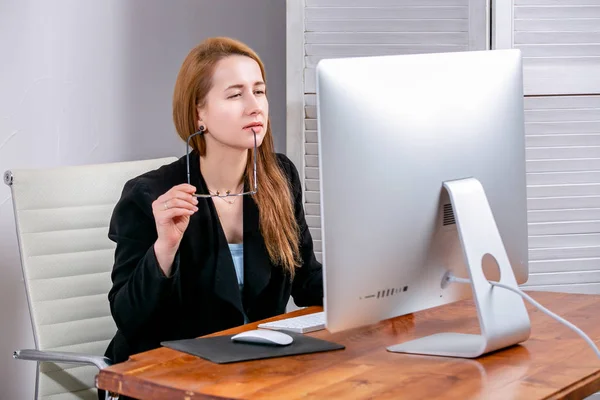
<box><xmin>186</xmin><ymin>128</ymin><xmax>258</xmax><ymax>199</ymax></box>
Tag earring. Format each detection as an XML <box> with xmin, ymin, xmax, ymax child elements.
<box><xmin>195</xmin><ymin>125</ymin><xmax>205</xmax><ymax>136</ymax></box>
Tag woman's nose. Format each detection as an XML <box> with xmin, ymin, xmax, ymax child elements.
<box><xmin>245</xmin><ymin>94</ymin><xmax>263</xmax><ymax>115</ymax></box>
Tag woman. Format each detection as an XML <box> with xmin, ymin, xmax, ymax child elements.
<box><xmin>103</xmin><ymin>36</ymin><xmax>323</xmax><ymax>377</ymax></box>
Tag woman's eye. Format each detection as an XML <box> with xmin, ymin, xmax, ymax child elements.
<box><xmin>228</xmin><ymin>93</ymin><xmax>241</xmax><ymax>99</ymax></box>
<box><xmin>254</xmin><ymin>90</ymin><xmax>265</xmax><ymax>95</ymax></box>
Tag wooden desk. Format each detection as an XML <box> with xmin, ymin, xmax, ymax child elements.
<box><xmin>97</xmin><ymin>292</ymin><xmax>600</xmax><ymax>399</ymax></box>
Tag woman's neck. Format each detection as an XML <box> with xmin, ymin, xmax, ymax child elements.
<box><xmin>200</xmin><ymin>141</ymin><xmax>247</xmax><ymax>194</ymax></box>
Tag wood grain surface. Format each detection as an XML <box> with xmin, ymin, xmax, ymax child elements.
<box><xmin>97</xmin><ymin>291</ymin><xmax>600</xmax><ymax>400</ymax></box>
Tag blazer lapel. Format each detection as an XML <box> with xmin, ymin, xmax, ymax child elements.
<box><xmin>242</xmin><ymin>193</ymin><xmax>272</xmax><ymax>314</ymax></box>
<box><xmin>213</xmin><ymin>233</ymin><xmax>244</xmax><ymax>317</ymax></box>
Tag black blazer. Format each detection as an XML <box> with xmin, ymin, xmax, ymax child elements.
<box><xmin>104</xmin><ymin>152</ymin><xmax>323</xmax><ymax>365</ymax></box>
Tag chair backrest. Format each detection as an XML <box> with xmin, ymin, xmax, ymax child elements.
<box><xmin>5</xmin><ymin>157</ymin><xmax>177</xmax><ymax>400</ymax></box>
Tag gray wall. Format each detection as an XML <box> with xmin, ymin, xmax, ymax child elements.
<box><xmin>0</xmin><ymin>1</ymin><xmax>285</xmax><ymax>398</ymax></box>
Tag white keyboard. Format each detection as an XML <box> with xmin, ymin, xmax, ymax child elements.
<box><xmin>258</xmin><ymin>311</ymin><xmax>325</xmax><ymax>334</ymax></box>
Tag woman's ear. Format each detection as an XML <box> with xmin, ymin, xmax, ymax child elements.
<box><xmin>197</xmin><ymin>106</ymin><xmax>207</xmax><ymax>133</ymax></box>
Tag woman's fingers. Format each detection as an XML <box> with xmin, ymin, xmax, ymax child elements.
<box><xmin>171</xmin><ymin>183</ymin><xmax>197</xmax><ymax>194</ymax></box>
<box><xmin>161</xmin><ymin>197</ymin><xmax>198</xmax><ymax>212</ymax></box>
<box><xmin>153</xmin><ymin>189</ymin><xmax>198</xmax><ymax>213</ymax></box>
<box><xmin>159</xmin><ymin>207</ymin><xmax>195</xmax><ymax>221</ymax></box>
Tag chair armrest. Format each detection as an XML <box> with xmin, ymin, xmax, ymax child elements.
<box><xmin>14</xmin><ymin>349</ymin><xmax>112</xmax><ymax>370</ymax></box>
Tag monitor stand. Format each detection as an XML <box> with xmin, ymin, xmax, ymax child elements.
<box><xmin>387</xmin><ymin>177</ymin><xmax>531</xmax><ymax>358</ymax></box>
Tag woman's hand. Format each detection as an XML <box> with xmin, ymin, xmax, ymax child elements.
<box><xmin>151</xmin><ymin>184</ymin><xmax>198</xmax><ymax>276</ymax></box>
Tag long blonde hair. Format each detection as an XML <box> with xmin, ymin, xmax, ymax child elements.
<box><xmin>172</xmin><ymin>37</ymin><xmax>300</xmax><ymax>276</ymax></box>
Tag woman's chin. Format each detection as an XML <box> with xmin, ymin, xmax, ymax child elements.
<box><xmin>243</xmin><ymin>133</ymin><xmax>264</xmax><ymax>148</ymax></box>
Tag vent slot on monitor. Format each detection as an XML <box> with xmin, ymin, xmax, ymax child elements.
<box><xmin>374</xmin><ymin>286</ymin><xmax>409</xmax><ymax>299</ymax></box>
<box><xmin>443</xmin><ymin>203</ymin><xmax>456</xmax><ymax>226</ymax></box>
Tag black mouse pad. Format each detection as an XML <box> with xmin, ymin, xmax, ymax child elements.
<box><xmin>161</xmin><ymin>331</ymin><xmax>345</xmax><ymax>364</ymax></box>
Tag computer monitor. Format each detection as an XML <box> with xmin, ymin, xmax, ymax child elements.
<box><xmin>316</xmin><ymin>49</ymin><xmax>531</xmax><ymax>358</ymax></box>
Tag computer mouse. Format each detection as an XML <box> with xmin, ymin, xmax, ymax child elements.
<box><xmin>231</xmin><ymin>329</ymin><xmax>293</xmax><ymax>346</ymax></box>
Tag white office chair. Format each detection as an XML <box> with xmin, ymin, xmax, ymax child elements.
<box><xmin>4</xmin><ymin>157</ymin><xmax>177</xmax><ymax>400</ymax></box>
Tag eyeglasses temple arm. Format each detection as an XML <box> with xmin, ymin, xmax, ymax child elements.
<box><xmin>252</xmin><ymin>128</ymin><xmax>258</xmax><ymax>192</ymax></box>
<box><xmin>187</xmin><ymin>131</ymin><xmax>203</xmax><ymax>186</ymax></box>
<box><xmin>187</xmin><ymin>129</ymin><xmax>257</xmax><ymax>193</ymax></box>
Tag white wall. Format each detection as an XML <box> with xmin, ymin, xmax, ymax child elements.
<box><xmin>0</xmin><ymin>1</ymin><xmax>285</xmax><ymax>398</ymax></box>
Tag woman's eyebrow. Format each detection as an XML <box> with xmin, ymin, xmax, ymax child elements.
<box><xmin>224</xmin><ymin>81</ymin><xmax>265</xmax><ymax>91</ymax></box>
